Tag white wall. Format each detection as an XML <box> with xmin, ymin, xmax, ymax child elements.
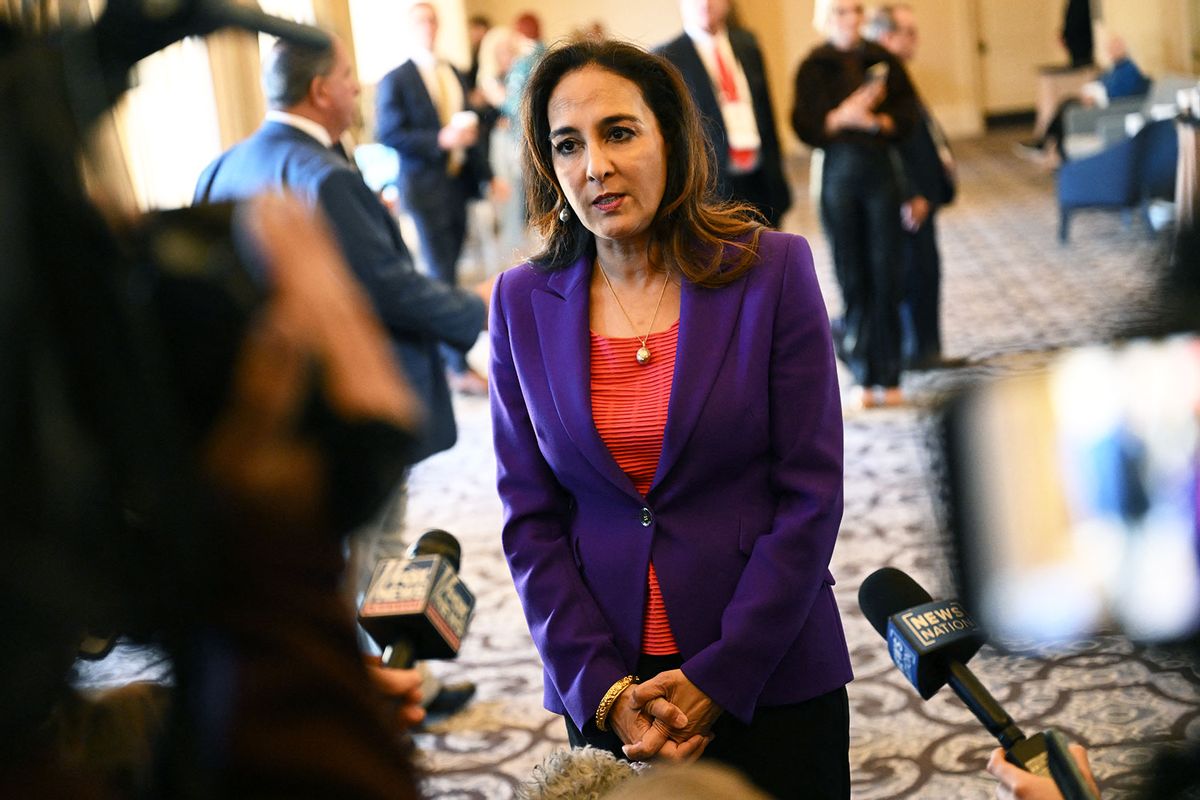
<box><xmin>462</xmin><ymin>0</ymin><xmax>680</xmax><ymax>47</ymax></box>
<box><xmin>351</xmin><ymin>0</ymin><xmax>470</xmax><ymax>84</ymax></box>
<box><xmin>1105</xmin><ymin>0</ymin><xmax>1195</xmax><ymax>77</ymax></box>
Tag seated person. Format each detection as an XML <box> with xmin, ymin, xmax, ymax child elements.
<box><xmin>1020</xmin><ymin>34</ymin><xmax>1150</xmax><ymax>160</ymax></box>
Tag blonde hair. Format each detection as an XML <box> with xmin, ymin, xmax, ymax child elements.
<box><xmin>517</xmin><ymin>747</ymin><xmax>637</xmax><ymax>800</ymax></box>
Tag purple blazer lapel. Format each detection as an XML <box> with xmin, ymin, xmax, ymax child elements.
<box><xmin>651</xmin><ymin>271</ymin><xmax>747</xmax><ymax>492</ymax></box>
<box><xmin>531</xmin><ymin>256</ymin><xmax>640</xmax><ymax>497</ymax></box>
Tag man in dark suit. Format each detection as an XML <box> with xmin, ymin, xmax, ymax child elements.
<box><xmin>375</xmin><ymin>1</ymin><xmax>492</xmax><ymax>396</ymax></box>
<box><xmin>195</xmin><ymin>34</ymin><xmax>485</xmax><ymax>461</ymax></box>
<box><xmin>656</xmin><ymin>0</ymin><xmax>791</xmax><ymax>228</ymax></box>
<box><xmin>194</xmin><ymin>35</ymin><xmax>486</xmax><ymax>598</ymax></box>
<box><xmin>866</xmin><ymin>4</ymin><xmax>960</xmax><ymax>371</ymax></box>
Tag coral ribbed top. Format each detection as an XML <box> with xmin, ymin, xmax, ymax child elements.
<box><xmin>590</xmin><ymin>320</ymin><xmax>681</xmax><ymax>656</ymax></box>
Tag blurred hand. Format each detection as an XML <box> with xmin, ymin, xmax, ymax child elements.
<box><xmin>241</xmin><ymin>193</ymin><xmax>418</xmax><ymax>428</ymax></box>
<box><xmin>438</xmin><ymin>124</ymin><xmax>478</xmax><ymax>150</ymax></box>
<box><xmin>203</xmin><ymin>194</ymin><xmax>418</xmax><ymax>534</ymax></box>
<box><xmin>490</xmin><ymin>176</ymin><xmax>512</xmax><ymax>204</ymax></box>
<box><xmin>829</xmin><ymin>82</ymin><xmax>887</xmax><ymax>133</ymax></box>
<box><xmin>472</xmin><ymin>274</ymin><xmax>496</xmax><ymax>328</ymax></box>
<box><xmin>365</xmin><ymin>656</ymin><xmax>426</xmax><ymax>730</ymax></box>
<box><xmin>985</xmin><ymin>745</ymin><xmax>1100</xmax><ymax>800</ymax></box>
<box><xmin>902</xmin><ymin>196</ymin><xmax>930</xmax><ymax>231</ymax></box>
<box><xmin>857</xmin><ymin>78</ymin><xmax>887</xmax><ymax>109</ymax></box>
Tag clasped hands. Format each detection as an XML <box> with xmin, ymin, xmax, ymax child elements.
<box><xmin>607</xmin><ymin>669</ymin><xmax>722</xmax><ymax>764</ymax></box>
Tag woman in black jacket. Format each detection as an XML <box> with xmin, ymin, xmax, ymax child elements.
<box><xmin>792</xmin><ymin>0</ymin><xmax>918</xmax><ymax>407</ymax></box>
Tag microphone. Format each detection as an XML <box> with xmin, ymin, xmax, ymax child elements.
<box><xmin>93</xmin><ymin>0</ymin><xmax>330</xmax><ymax>72</ymax></box>
<box><xmin>357</xmin><ymin>530</ymin><xmax>476</xmax><ymax>670</ymax></box>
<box><xmin>71</xmin><ymin>0</ymin><xmax>330</xmax><ymax>127</ymax></box>
<box><xmin>858</xmin><ymin>568</ymin><xmax>1057</xmax><ymax>778</ymax></box>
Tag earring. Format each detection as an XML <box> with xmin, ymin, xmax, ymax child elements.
<box><xmin>558</xmin><ymin>206</ymin><xmax>571</xmax><ymax>223</ymax></box>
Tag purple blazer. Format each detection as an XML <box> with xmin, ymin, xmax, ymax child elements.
<box><xmin>490</xmin><ymin>231</ymin><xmax>852</xmax><ymax>728</ymax></box>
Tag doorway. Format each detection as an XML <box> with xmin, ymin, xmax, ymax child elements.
<box><xmin>974</xmin><ymin>0</ymin><xmax>1069</xmax><ymax>115</ymax></box>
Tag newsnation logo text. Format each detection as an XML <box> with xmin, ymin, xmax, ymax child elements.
<box><xmin>899</xmin><ymin>602</ymin><xmax>975</xmax><ymax>648</ymax></box>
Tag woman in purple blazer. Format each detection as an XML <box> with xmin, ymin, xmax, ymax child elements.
<box><xmin>490</xmin><ymin>39</ymin><xmax>851</xmax><ymax>799</ymax></box>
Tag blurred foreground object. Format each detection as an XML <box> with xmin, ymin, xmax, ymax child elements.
<box><xmin>0</xmin><ymin>2</ymin><xmax>425</xmax><ymax>794</ymax></box>
<box><xmin>943</xmin><ymin>335</ymin><xmax>1200</xmax><ymax>644</ymax></box>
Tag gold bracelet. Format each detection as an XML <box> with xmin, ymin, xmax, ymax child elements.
<box><xmin>594</xmin><ymin>674</ymin><xmax>637</xmax><ymax>733</ymax></box>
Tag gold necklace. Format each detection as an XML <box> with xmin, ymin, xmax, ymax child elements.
<box><xmin>597</xmin><ymin>264</ymin><xmax>670</xmax><ymax>366</ymax></box>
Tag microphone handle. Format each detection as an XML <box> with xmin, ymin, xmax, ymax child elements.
<box><xmin>947</xmin><ymin>661</ymin><xmax>1056</xmax><ymax>778</ymax></box>
<box><xmin>382</xmin><ymin>637</ymin><xmax>416</xmax><ymax>670</ymax></box>
<box><xmin>947</xmin><ymin>660</ymin><xmax>1026</xmax><ymax>749</ymax></box>
<box><xmin>1046</xmin><ymin>729</ymin><xmax>1100</xmax><ymax>800</ymax></box>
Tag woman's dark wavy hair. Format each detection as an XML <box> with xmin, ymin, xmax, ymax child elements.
<box><xmin>520</xmin><ymin>38</ymin><xmax>763</xmax><ymax>287</ymax></box>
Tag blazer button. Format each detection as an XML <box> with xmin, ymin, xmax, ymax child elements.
<box><xmin>640</xmin><ymin>507</ymin><xmax>652</xmax><ymax>527</ymax></box>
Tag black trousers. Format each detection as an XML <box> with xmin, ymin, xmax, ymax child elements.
<box><xmin>1042</xmin><ymin>98</ymin><xmax>1081</xmax><ymax>158</ymax></box>
<box><xmin>820</xmin><ymin>143</ymin><xmax>903</xmax><ymax>388</ymax></box>
<box><xmin>899</xmin><ymin>211</ymin><xmax>942</xmax><ymax>366</ymax></box>
<box><xmin>403</xmin><ymin>172</ymin><xmax>471</xmax><ymax>373</ymax></box>
<box><xmin>564</xmin><ymin>654</ymin><xmax>850</xmax><ymax>800</ymax></box>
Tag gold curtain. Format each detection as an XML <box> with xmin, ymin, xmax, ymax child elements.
<box><xmin>1178</xmin><ymin>120</ymin><xmax>1198</xmax><ymax>228</ymax></box>
<box><xmin>206</xmin><ymin>1</ymin><xmax>266</xmax><ymax>150</ymax></box>
<box><xmin>312</xmin><ymin>0</ymin><xmax>363</xmax><ymax>141</ymax></box>
<box><xmin>312</xmin><ymin>0</ymin><xmax>356</xmax><ymax>67</ymax></box>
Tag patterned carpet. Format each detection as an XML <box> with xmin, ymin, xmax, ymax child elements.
<box><xmin>75</xmin><ymin>128</ymin><xmax>1199</xmax><ymax>798</ymax></box>
<box><xmin>402</xmin><ymin>127</ymin><xmax>1199</xmax><ymax>799</ymax></box>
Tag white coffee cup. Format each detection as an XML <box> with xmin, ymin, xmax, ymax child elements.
<box><xmin>451</xmin><ymin>110</ymin><xmax>479</xmax><ymax>131</ymax></box>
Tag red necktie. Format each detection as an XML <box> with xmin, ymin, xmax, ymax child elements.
<box><xmin>712</xmin><ymin>44</ymin><xmax>757</xmax><ymax>171</ymax></box>
<box><xmin>712</xmin><ymin>44</ymin><xmax>739</xmax><ymax>102</ymax></box>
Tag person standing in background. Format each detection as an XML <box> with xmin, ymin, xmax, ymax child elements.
<box><xmin>465</xmin><ymin>14</ymin><xmax>490</xmax><ymax>94</ymax></box>
<box><xmin>1062</xmin><ymin>0</ymin><xmax>1094</xmax><ymax>68</ymax></box>
<box><xmin>499</xmin><ymin>13</ymin><xmax>545</xmax><ymax>128</ymax></box>
<box><xmin>376</xmin><ymin>1</ymin><xmax>494</xmax><ymax>397</ymax></box>
<box><xmin>792</xmin><ymin>0</ymin><xmax>917</xmax><ymax>408</ymax></box>
<box><xmin>495</xmin><ymin>12</ymin><xmax>545</xmax><ymax>262</ymax></box>
<box><xmin>865</xmin><ymin>4</ymin><xmax>962</xmax><ymax>372</ymax></box>
<box><xmin>194</xmin><ymin>39</ymin><xmax>487</xmax><ymax>693</ymax></box>
<box><xmin>657</xmin><ymin>0</ymin><xmax>791</xmax><ymax>228</ymax></box>
<box><xmin>196</xmin><ymin>35</ymin><xmax>486</xmax><ymax>475</ymax></box>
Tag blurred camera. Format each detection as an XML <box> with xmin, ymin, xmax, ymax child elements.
<box><xmin>942</xmin><ymin>336</ymin><xmax>1200</xmax><ymax>644</ymax></box>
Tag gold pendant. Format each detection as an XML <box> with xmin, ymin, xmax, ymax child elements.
<box><xmin>636</xmin><ymin>346</ymin><xmax>651</xmax><ymax>365</ymax></box>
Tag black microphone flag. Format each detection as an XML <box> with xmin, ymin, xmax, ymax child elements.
<box><xmin>358</xmin><ymin>530</ymin><xmax>475</xmax><ymax>668</ymax></box>
<box><xmin>887</xmin><ymin>597</ymin><xmax>985</xmax><ymax>698</ymax></box>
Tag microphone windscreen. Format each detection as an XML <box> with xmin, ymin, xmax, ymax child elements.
<box><xmin>407</xmin><ymin>529</ymin><xmax>461</xmax><ymax>573</ymax></box>
<box><xmin>199</xmin><ymin>0</ymin><xmax>331</xmax><ymax>48</ymax></box>
<box><xmin>858</xmin><ymin>567</ymin><xmax>934</xmax><ymax>637</ymax></box>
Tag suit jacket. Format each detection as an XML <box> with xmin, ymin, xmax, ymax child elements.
<box><xmin>490</xmin><ymin>231</ymin><xmax>852</xmax><ymax>729</ymax></box>
<box><xmin>898</xmin><ymin>100</ymin><xmax>955</xmax><ymax>210</ymax></box>
<box><xmin>374</xmin><ymin>59</ymin><xmax>491</xmax><ymax>200</ymax></box>
<box><xmin>656</xmin><ymin>30</ymin><xmax>791</xmax><ymax>224</ymax></box>
<box><xmin>193</xmin><ymin>121</ymin><xmax>486</xmax><ymax>463</ymax></box>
